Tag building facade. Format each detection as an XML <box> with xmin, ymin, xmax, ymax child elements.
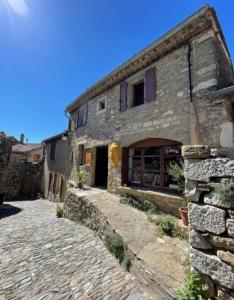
<box><xmin>43</xmin><ymin>132</ymin><xmax>70</xmax><ymax>202</ymax></box>
<box><xmin>64</xmin><ymin>6</ymin><xmax>234</xmax><ymax>201</ymax></box>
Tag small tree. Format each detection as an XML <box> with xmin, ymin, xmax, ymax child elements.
<box><xmin>75</xmin><ymin>170</ymin><xmax>86</xmax><ymax>189</ymax></box>
<box><xmin>168</xmin><ymin>161</ymin><xmax>185</xmax><ymax>196</ymax></box>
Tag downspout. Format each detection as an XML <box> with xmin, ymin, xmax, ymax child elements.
<box><xmin>187</xmin><ymin>43</ymin><xmax>200</xmax><ymax>144</ymax></box>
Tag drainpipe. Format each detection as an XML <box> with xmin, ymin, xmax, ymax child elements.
<box><xmin>187</xmin><ymin>43</ymin><xmax>200</xmax><ymax>145</ymax></box>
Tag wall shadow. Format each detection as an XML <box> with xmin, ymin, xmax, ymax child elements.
<box><xmin>0</xmin><ymin>204</ymin><xmax>22</xmax><ymax>219</ymax></box>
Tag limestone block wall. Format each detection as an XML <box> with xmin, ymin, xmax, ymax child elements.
<box><xmin>183</xmin><ymin>145</ymin><xmax>234</xmax><ymax>299</ymax></box>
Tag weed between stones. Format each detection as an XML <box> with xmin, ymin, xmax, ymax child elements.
<box><xmin>120</xmin><ymin>196</ymin><xmax>158</xmax><ymax>213</ymax></box>
<box><xmin>56</xmin><ymin>205</ymin><xmax>63</xmax><ymax>218</ymax></box>
<box><xmin>105</xmin><ymin>233</ymin><xmax>133</xmax><ymax>271</ymax></box>
<box><xmin>177</xmin><ymin>272</ymin><xmax>211</xmax><ymax>300</ymax></box>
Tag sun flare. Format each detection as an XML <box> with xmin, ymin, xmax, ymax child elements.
<box><xmin>7</xmin><ymin>0</ymin><xmax>28</xmax><ymax>16</ymax></box>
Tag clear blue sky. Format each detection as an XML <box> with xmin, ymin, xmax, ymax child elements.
<box><xmin>0</xmin><ymin>0</ymin><xmax>233</xmax><ymax>143</ymax></box>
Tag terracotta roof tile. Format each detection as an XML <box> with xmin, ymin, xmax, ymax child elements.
<box><xmin>12</xmin><ymin>143</ymin><xmax>43</xmax><ymax>153</ymax></box>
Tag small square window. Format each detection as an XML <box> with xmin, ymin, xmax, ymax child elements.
<box><xmin>98</xmin><ymin>100</ymin><xmax>105</xmax><ymax>111</ymax></box>
<box><xmin>133</xmin><ymin>81</ymin><xmax>144</xmax><ymax>107</ymax></box>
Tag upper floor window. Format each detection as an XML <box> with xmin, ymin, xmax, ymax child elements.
<box><xmin>133</xmin><ymin>80</ymin><xmax>144</xmax><ymax>107</ymax></box>
<box><xmin>72</xmin><ymin>104</ymin><xmax>88</xmax><ymax>130</ymax></box>
<box><xmin>97</xmin><ymin>99</ymin><xmax>106</xmax><ymax>114</ymax></box>
<box><xmin>50</xmin><ymin>140</ymin><xmax>56</xmax><ymax>160</ymax></box>
<box><xmin>120</xmin><ymin>67</ymin><xmax>156</xmax><ymax>112</ymax></box>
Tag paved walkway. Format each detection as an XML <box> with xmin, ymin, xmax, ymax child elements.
<box><xmin>66</xmin><ymin>188</ymin><xmax>189</xmax><ymax>298</ymax></box>
<box><xmin>0</xmin><ymin>199</ymin><xmax>149</xmax><ymax>300</ymax></box>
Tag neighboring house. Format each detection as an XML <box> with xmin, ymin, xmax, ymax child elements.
<box><xmin>11</xmin><ymin>143</ymin><xmax>43</xmax><ymax>163</ymax></box>
<box><xmin>0</xmin><ymin>135</ymin><xmax>44</xmax><ymax>199</ymax></box>
<box><xmin>43</xmin><ymin>132</ymin><xmax>70</xmax><ymax>202</ymax></box>
<box><xmin>64</xmin><ymin>5</ymin><xmax>234</xmax><ymax>210</ymax></box>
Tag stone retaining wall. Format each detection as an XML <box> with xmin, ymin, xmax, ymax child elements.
<box><xmin>183</xmin><ymin>145</ymin><xmax>234</xmax><ymax>299</ymax></box>
<box><xmin>63</xmin><ymin>190</ymin><xmax>177</xmax><ymax>299</ymax></box>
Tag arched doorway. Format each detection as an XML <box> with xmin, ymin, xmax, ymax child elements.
<box><xmin>122</xmin><ymin>138</ymin><xmax>182</xmax><ymax>191</ymax></box>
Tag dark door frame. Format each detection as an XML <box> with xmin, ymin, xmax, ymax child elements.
<box><xmin>94</xmin><ymin>146</ymin><xmax>108</xmax><ymax>187</ymax></box>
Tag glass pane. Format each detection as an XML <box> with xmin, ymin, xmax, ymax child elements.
<box><xmin>144</xmin><ymin>147</ymin><xmax>160</xmax><ymax>156</ymax></box>
<box><xmin>144</xmin><ymin>172</ymin><xmax>160</xmax><ymax>186</ymax></box>
<box><xmin>129</xmin><ymin>169</ymin><xmax>141</xmax><ymax>183</ymax></box>
<box><xmin>144</xmin><ymin>157</ymin><xmax>160</xmax><ymax>171</ymax></box>
<box><xmin>132</xmin><ymin>157</ymin><xmax>141</xmax><ymax>169</ymax></box>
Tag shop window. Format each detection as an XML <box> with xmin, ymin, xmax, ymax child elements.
<box><xmin>33</xmin><ymin>154</ymin><xmax>41</xmax><ymax>162</ymax></box>
<box><xmin>128</xmin><ymin>144</ymin><xmax>181</xmax><ymax>191</ymax></box>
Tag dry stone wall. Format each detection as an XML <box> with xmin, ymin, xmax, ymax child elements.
<box><xmin>0</xmin><ymin>132</ymin><xmax>18</xmax><ymax>197</ymax></box>
<box><xmin>183</xmin><ymin>145</ymin><xmax>234</xmax><ymax>299</ymax></box>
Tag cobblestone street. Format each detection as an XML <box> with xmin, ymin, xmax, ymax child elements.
<box><xmin>0</xmin><ymin>199</ymin><xmax>147</xmax><ymax>300</ymax></box>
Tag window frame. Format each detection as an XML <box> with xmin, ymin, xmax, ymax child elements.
<box><xmin>128</xmin><ymin>144</ymin><xmax>181</xmax><ymax>192</ymax></box>
<box><xmin>132</xmin><ymin>80</ymin><xmax>145</xmax><ymax>107</ymax></box>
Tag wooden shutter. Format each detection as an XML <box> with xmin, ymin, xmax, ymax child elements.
<box><xmin>72</xmin><ymin>110</ymin><xmax>78</xmax><ymax>129</ymax></box>
<box><xmin>50</xmin><ymin>140</ymin><xmax>56</xmax><ymax>160</ymax></box>
<box><xmin>83</xmin><ymin>148</ymin><xmax>92</xmax><ymax>166</ymax></box>
<box><xmin>120</xmin><ymin>82</ymin><xmax>128</xmax><ymax>112</ymax></box>
<box><xmin>83</xmin><ymin>104</ymin><xmax>88</xmax><ymax>125</ymax></box>
<box><xmin>145</xmin><ymin>67</ymin><xmax>156</xmax><ymax>102</ymax></box>
<box><xmin>121</xmin><ymin>147</ymin><xmax>129</xmax><ymax>185</ymax></box>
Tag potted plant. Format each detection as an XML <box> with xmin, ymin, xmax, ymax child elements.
<box><xmin>75</xmin><ymin>170</ymin><xmax>86</xmax><ymax>189</ymax></box>
<box><xmin>168</xmin><ymin>161</ymin><xmax>188</xmax><ymax>225</ymax></box>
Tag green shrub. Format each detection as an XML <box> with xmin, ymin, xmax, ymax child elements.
<box><xmin>159</xmin><ymin>216</ymin><xmax>188</xmax><ymax>240</ymax></box>
<box><xmin>120</xmin><ymin>196</ymin><xmax>158</xmax><ymax>213</ymax></box>
<box><xmin>168</xmin><ymin>161</ymin><xmax>185</xmax><ymax>196</ymax></box>
<box><xmin>122</xmin><ymin>254</ymin><xmax>133</xmax><ymax>272</ymax></box>
<box><xmin>173</xmin><ymin>227</ymin><xmax>188</xmax><ymax>240</ymax></box>
<box><xmin>159</xmin><ymin>216</ymin><xmax>174</xmax><ymax>236</ymax></box>
<box><xmin>56</xmin><ymin>205</ymin><xmax>63</xmax><ymax>218</ymax></box>
<box><xmin>177</xmin><ymin>272</ymin><xmax>211</xmax><ymax>300</ymax></box>
<box><xmin>215</xmin><ymin>181</ymin><xmax>234</xmax><ymax>203</ymax></box>
<box><xmin>105</xmin><ymin>234</ymin><xmax>125</xmax><ymax>263</ymax></box>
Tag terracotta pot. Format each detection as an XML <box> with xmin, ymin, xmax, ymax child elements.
<box><xmin>179</xmin><ymin>207</ymin><xmax>188</xmax><ymax>226</ymax></box>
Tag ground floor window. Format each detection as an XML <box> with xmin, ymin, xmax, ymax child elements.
<box><xmin>128</xmin><ymin>145</ymin><xmax>181</xmax><ymax>190</ymax></box>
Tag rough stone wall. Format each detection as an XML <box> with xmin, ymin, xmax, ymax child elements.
<box><xmin>1</xmin><ymin>156</ymin><xmax>43</xmax><ymax>199</ymax></box>
<box><xmin>0</xmin><ymin>132</ymin><xmax>18</xmax><ymax>196</ymax></box>
<box><xmin>183</xmin><ymin>145</ymin><xmax>234</xmax><ymax>299</ymax></box>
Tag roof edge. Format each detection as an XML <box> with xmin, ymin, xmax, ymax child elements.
<box><xmin>65</xmin><ymin>4</ymin><xmax>229</xmax><ymax>113</ymax></box>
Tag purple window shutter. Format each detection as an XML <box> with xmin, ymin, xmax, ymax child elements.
<box><xmin>120</xmin><ymin>82</ymin><xmax>128</xmax><ymax>112</ymax></box>
<box><xmin>145</xmin><ymin>67</ymin><xmax>156</xmax><ymax>102</ymax></box>
<box><xmin>72</xmin><ymin>110</ymin><xmax>78</xmax><ymax>129</ymax></box>
<box><xmin>83</xmin><ymin>104</ymin><xmax>88</xmax><ymax>125</ymax></box>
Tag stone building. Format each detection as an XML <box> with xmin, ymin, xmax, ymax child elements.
<box><xmin>0</xmin><ymin>133</ymin><xmax>43</xmax><ymax>199</ymax></box>
<box><xmin>64</xmin><ymin>5</ymin><xmax>234</xmax><ymax>210</ymax></box>
<box><xmin>43</xmin><ymin>131</ymin><xmax>70</xmax><ymax>202</ymax></box>
<box><xmin>0</xmin><ymin>132</ymin><xmax>18</xmax><ymax>198</ymax></box>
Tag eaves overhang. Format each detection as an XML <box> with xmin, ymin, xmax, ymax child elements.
<box><xmin>65</xmin><ymin>5</ymin><xmax>231</xmax><ymax>113</ymax></box>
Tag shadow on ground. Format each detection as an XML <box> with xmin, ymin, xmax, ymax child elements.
<box><xmin>0</xmin><ymin>204</ymin><xmax>22</xmax><ymax>219</ymax></box>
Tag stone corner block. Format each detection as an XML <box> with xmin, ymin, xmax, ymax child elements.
<box><xmin>189</xmin><ymin>228</ymin><xmax>212</xmax><ymax>250</ymax></box>
<box><xmin>188</xmin><ymin>203</ymin><xmax>226</xmax><ymax>235</ymax></box>
<box><xmin>190</xmin><ymin>248</ymin><xmax>234</xmax><ymax>289</ymax></box>
<box><xmin>217</xmin><ymin>250</ymin><xmax>234</xmax><ymax>267</ymax></box>
<box><xmin>184</xmin><ymin>158</ymin><xmax>234</xmax><ymax>182</ymax></box>
<box><xmin>204</xmin><ymin>192</ymin><xmax>232</xmax><ymax>209</ymax></box>
<box><xmin>182</xmin><ymin>145</ymin><xmax>210</xmax><ymax>159</ymax></box>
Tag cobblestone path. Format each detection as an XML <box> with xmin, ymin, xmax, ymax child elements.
<box><xmin>0</xmin><ymin>199</ymin><xmax>148</xmax><ymax>300</ymax></box>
